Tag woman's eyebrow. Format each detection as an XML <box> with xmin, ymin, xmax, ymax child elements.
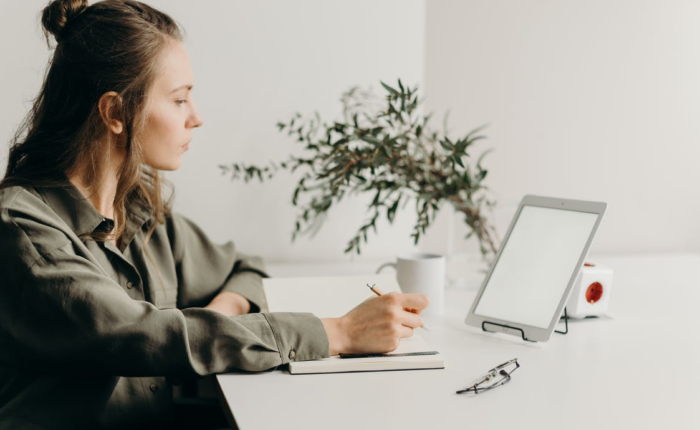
<box><xmin>169</xmin><ymin>84</ymin><xmax>193</xmax><ymax>94</ymax></box>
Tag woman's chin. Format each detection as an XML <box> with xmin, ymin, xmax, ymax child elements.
<box><xmin>145</xmin><ymin>158</ymin><xmax>183</xmax><ymax>171</ymax></box>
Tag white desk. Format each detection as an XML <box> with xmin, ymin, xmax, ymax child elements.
<box><xmin>216</xmin><ymin>254</ymin><xmax>700</xmax><ymax>430</ymax></box>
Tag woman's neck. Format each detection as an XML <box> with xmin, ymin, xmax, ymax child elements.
<box><xmin>67</xmin><ymin>151</ymin><xmax>125</xmax><ymax>221</ymax></box>
<box><xmin>69</xmin><ymin>173</ymin><xmax>119</xmax><ymax>220</ymax></box>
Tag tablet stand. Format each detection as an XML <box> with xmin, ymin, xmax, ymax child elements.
<box><xmin>481</xmin><ymin>308</ymin><xmax>569</xmax><ymax>342</ymax></box>
<box><xmin>554</xmin><ymin>307</ymin><xmax>569</xmax><ymax>335</ymax></box>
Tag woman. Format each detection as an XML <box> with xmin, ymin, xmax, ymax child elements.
<box><xmin>0</xmin><ymin>1</ymin><xmax>428</xmax><ymax>429</ymax></box>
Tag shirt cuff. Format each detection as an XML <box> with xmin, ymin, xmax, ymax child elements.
<box><xmin>262</xmin><ymin>312</ymin><xmax>330</xmax><ymax>364</ymax></box>
<box><xmin>221</xmin><ymin>271</ymin><xmax>268</xmax><ymax>313</ymax></box>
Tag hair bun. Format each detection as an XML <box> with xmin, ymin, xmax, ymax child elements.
<box><xmin>42</xmin><ymin>0</ymin><xmax>89</xmax><ymax>43</ymax></box>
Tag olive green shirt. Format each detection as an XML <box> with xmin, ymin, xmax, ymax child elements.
<box><xmin>0</xmin><ymin>183</ymin><xmax>330</xmax><ymax>429</ymax></box>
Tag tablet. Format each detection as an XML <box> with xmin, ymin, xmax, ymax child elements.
<box><xmin>465</xmin><ymin>195</ymin><xmax>607</xmax><ymax>342</ymax></box>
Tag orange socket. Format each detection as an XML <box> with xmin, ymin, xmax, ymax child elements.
<box><xmin>585</xmin><ymin>282</ymin><xmax>603</xmax><ymax>304</ymax></box>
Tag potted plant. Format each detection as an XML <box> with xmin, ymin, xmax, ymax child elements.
<box><xmin>220</xmin><ymin>79</ymin><xmax>499</xmax><ymax>260</ymax></box>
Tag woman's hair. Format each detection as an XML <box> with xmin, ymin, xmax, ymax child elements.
<box><xmin>1</xmin><ymin>0</ymin><xmax>184</xmax><ymax>248</ymax></box>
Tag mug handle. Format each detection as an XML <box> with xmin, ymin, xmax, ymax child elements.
<box><xmin>376</xmin><ymin>262</ymin><xmax>396</xmax><ymax>274</ymax></box>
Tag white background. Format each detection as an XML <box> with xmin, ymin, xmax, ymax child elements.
<box><xmin>425</xmin><ymin>0</ymin><xmax>700</xmax><ymax>256</ymax></box>
<box><xmin>2</xmin><ymin>1</ymin><xmax>699</xmax><ymax>264</ymax></box>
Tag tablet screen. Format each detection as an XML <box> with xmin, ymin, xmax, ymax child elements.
<box><xmin>473</xmin><ymin>205</ymin><xmax>599</xmax><ymax>329</ymax></box>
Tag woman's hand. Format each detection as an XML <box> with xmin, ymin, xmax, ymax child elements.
<box><xmin>204</xmin><ymin>291</ymin><xmax>251</xmax><ymax>316</ymax></box>
<box><xmin>321</xmin><ymin>292</ymin><xmax>429</xmax><ymax>356</ymax></box>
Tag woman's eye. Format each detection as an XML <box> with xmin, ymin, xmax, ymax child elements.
<box><xmin>176</xmin><ymin>100</ymin><xmax>187</xmax><ymax>105</ymax></box>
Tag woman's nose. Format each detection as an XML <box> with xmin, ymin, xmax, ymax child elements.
<box><xmin>189</xmin><ymin>103</ymin><xmax>204</xmax><ymax>128</ymax></box>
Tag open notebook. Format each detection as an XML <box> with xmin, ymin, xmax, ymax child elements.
<box><xmin>262</xmin><ymin>274</ymin><xmax>445</xmax><ymax>375</ymax></box>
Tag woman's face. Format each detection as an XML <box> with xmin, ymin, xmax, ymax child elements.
<box><xmin>138</xmin><ymin>41</ymin><xmax>204</xmax><ymax>171</ymax></box>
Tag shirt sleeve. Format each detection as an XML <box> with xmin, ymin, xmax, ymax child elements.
<box><xmin>0</xmin><ymin>204</ymin><xmax>330</xmax><ymax>376</ymax></box>
<box><xmin>167</xmin><ymin>212</ymin><xmax>269</xmax><ymax>312</ymax></box>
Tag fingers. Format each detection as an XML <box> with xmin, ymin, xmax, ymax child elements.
<box><xmin>397</xmin><ymin>324</ymin><xmax>414</xmax><ymax>339</ymax></box>
<box><xmin>399</xmin><ymin>309</ymin><xmax>423</xmax><ymax>329</ymax></box>
<box><xmin>380</xmin><ymin>292</ymin><xmax>427</xmax><ymax>328</ymax></box>
<box><xmin>396</xmin><ymin>292</ymin><xmax>430</xmax><ymax>311</ymax></box>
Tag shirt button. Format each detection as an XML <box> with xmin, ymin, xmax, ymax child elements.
<box><xmin>126</xmin><ymin>282</ymin><xmax>134</xmax><ymax>289</ymax></box>
<box><xmin>150</xmin><ymin>383</ymin><xmax>158</xmax><ymax>393</ymax></box>
<box><xmin>288</xmin><ymin>349</ymin><xmax>296</xmax><ymax>360</ymax></box>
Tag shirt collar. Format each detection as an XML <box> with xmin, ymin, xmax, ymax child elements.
<box><xmin>35</xmin><ymin>180</ymin><xmax>154</xmax><ymax>241</ymax></box>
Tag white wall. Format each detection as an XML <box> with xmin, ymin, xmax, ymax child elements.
<box><xmin>4</xmin><ymin>1</ymin><xmax>698</xmax><ymax>264</ymax></box>
<box><xmin>2</xmin><ymin>0</ymin><xmax>426</xmax><ymax>263</ymax></box>
<box><xmin>425</xmin><ymin>0</ymin><xmax>700</xmax><ymax>255</ymax></box>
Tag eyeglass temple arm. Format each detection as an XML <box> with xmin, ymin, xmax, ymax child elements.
<box><xmin>456</xmin><ymin>359</ymin><xmax>519</xmax><ymax>394</ymax></box>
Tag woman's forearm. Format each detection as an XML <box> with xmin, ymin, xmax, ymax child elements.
<box><xmin>204</xmin><ymin>291</ymin><xmax>252</xmax><ymax>316</ymax></box>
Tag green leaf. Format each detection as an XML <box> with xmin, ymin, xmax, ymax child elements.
<box><xmin>371</xmin><ymin>190</ymin><xmax>381</xmax><ymax>206</ymax></box>
<box><xmin>439</xmin><ymin>140</ymin><xmax>452</xmax><ymax>151</ymax></box>
<box><xmin>292</xmin><ymin>187</ymin><xmax>301</xmax><ymax>205</ymax></box>
<box><xmin>344</xmin><ymin>242</ymin><xmax>354</xmax><ymax>253</ymax></box>
<box><xmin>465</xmin><ymin>124</ymin><xmax>489</xmax><ymax>141</ymax></box>
<box><xmin>411</xmin><ymin>232</ymin><xmax>420</xmax><ymax>244</ymax></box>
<box><xmin>387</xmin><ymin>198</ymin><xmax>400</xmax><ymax>223</ymax></box>
<box><xmin>463</xmin><ymin>172</ymin><xmax>472</xmax><ymax>188</ymax></box>
<box><xmin>442</xmin><ymin>110</ymin><xmax>451</xmax><ymax>135</ymax></box>
<box><xmin>359</xmin><ymin>135</ymin><xmax>379</xmax><ymax>145</ymax></box>
<box><xmin>467</xmin><ymin>135</ymin><xmax>487</xmax><ymax>145</ymax></box>
<box><xmin>455</xmin><ymin>139</ymin><xmax>468</xmax><ymax>153</ymax></box>
<box><xmin>380</xmin><ymin>81</ymin><xmax>399</xmax><ymax>95</ymax></box>
<box><xmin>476</xmin><ymin>148</ymin><xmax>494</xmax><ymax>169</ymax></box>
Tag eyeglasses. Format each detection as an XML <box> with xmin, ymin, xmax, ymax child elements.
<box><xmin>456</xmin><ymin>358</ymin><xmax>520</xmax><ymax>395</ymax></box>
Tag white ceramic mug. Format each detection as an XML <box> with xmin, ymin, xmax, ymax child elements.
<box><xmin>376</xmin><ymin>253</ymin><xmax>446</xmax><ymax>316</ymax></box>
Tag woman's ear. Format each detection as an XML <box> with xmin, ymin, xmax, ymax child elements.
<box><xmin>98</xmin><ymin>91</ymin><xmax>124</xmax><ymax>135</ymax></box>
